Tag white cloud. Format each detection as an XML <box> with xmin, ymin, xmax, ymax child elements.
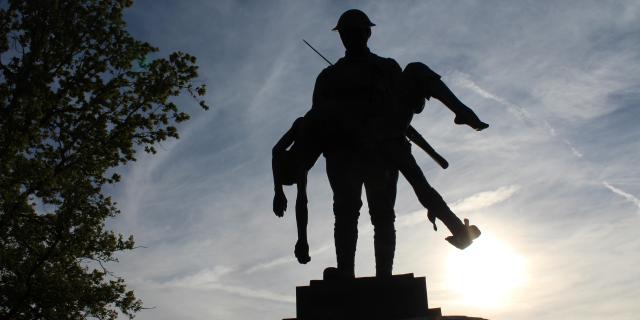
<box><xmin>451</xmin><ymin>185</ymin><xmax>521</xmax><ymax>213</ymax></box>
<box><xmin>453</xmin><ymin>71</ymin><xmax>533</xmax><ymax>124</ymax></box>
<box><xmin>397</xmin><ymin>185</ymin><xmax>520</xmax><ymax>229</ymax></box>
<box><xmin>196</xmin><ymin>283</ymin><xmax>295</xmax><ymax>304</ymax></box>
<box><xmin>244</xmin><ymin>244</ymin><xmax>331</xmax><ymax>274</ymax></box>
<box><xmin>149</xmin><ymin>265</ymin><xmax>296</xmax><ymax>304</ymax></box>
<box><xmin>603</xmin><ymin>181</ymin><xmax>640</xmax><ymax>212</ymax></box>
<box><xmin>164</xmin><ymin>266</ymin><xmax>235</xmax><ymax>287</ymax></box>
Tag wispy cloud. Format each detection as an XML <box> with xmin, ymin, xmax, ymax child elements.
<box><xmin>453</xmin><ymin>71</ymin><xmax>533</xmax><ymax>124</ymax></box>
<box><xmin>451</xmin><ymin>70</ymin><xmax>595</xmax><ymax>167</ymax></box>
<box><xmin>451</xmin><ymin>185</ymin><xmax>521</xmax><ymax>213</ymax></box>
<box><xmin>152</xmin><ymin>266</ymin><xmax>296</xmax><ymax>304</ymax></box>
<box><xmin>195</xmin><ymin>283</ymin><xmax>295</xmax><ymax>304</ymax></box>
<box><xmin>163</xmin><ymin>266</ymin><xmax>235</xmax><ymax>287</ymax></box>
<box><xmin>562</xmin><ymin>139</ymin><xmax>584</xmax><ymax>158</ymax></box>
<box><xmin>603</xmin><ymin>181</ymin><xmax>640</xmax><ymax>212</ymax></box>
<box><xmin>244</xmin><ymin>244</ymin><xmax>331</xmax><ymax>274</ymax></box>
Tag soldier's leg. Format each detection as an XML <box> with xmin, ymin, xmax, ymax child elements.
<box><xmin>326</xmin><ymin>154</ymin><xmax>363</xmax><ymax>278</ymax></box>
<box><xmin>396</xmin><ymin>151</ymin><xmax>481</xmax><ymax>249</ymax></box>
<box><xmin>364</xmin><ymin>162</ymin><xmax>399</xmax><ymax>277</ymax></box>
<box><xmin>396</xmin><ymin>151</ymin><xmax>464</xmax><ymax>233</ymax></box>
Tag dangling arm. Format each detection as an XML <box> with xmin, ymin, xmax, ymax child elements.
<box><xmin>272</xmin><ymin>122</ymin><xmax>298</xmax><ymax>217</ymax></box>
<box><xmin>294</xmin><ymin>173</ymin><xmax>311</xmax><ymax>264</ymax></box>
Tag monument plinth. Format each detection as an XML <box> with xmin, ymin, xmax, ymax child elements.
<box><xmin>284</xmin><ymin>273</ymin><xmax>444</xmax><ymax>320</ymax></box>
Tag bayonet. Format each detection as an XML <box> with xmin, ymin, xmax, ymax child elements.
<box><xmin>302</xmin><ymin>39</ymin><xmax>334</xmax><ymax>66</ymax></box>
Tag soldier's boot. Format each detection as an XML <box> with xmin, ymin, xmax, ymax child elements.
<box><xmin>374</xmin><ymin>243</ymin><xmax>395</xmax><ymax>278</ymax></box>
<box><xmin>323</xmin><ymin>267</ymin><xmax>355</xmax><ymax>281</ymax></box>
<box><xmin>329</xmin><ymin>218</ymin><xmax>357</xmax><ymax>280</ymax></box>
<box><xmin>374</xmin><ymin>224</ymin><xmax>396</xmax><ymax>278</ymax></box>
<box><xmin>437</xmin><ymin>207</ymin><xmax>481</xmax><ymax>250</ymax></box>
<box><xmin>445</xmin><ymin>218</ymin><xmax>481</xmax><ymax>250</ymax></box>
<box><xmin>324</xmin><ymin>251</ymin><xmax>355</xmax><ymax>281</ymax></box>
<box><xmin>430</xmin><ymin>203</ymin><xmax>481</xmax><ymax>250</ymax></box>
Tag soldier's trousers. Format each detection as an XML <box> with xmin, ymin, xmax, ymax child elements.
<box><xmin>325</xmin><ymin>151</ymin><xmax>399</xmax><ymax>277</ymax></box>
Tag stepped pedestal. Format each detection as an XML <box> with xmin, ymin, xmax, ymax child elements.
<box><xmin>284</xmin><ymin>273</ymin><xmax>443</xmax><ymax>320</ymax></box>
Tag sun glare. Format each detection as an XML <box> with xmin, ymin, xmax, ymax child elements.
<box><xmin>445</xmin><ymin>235</ymin><xmax>527</xmax><ymax>307</ymax></box>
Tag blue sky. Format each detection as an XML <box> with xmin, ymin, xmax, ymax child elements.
<box><xmin>106</xmin><ymin>1</ymin><xmax>639</xmax><ymax>319</ymax></box>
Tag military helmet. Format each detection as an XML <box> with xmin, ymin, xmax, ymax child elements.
<box><xmin>332</xmin><ymin>9</ymin><xmax>375</xmax><ymax>31</ymax></box>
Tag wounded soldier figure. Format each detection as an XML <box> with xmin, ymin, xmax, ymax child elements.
<box><xmin>272</xmin><ymin>61</ymin><xmax>488</xmax><ymax>264</ymax></box>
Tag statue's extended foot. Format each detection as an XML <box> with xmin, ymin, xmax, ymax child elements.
<box><xmin>445</xmin><ymin>218</ymin><xmax>481</xmax><ymax>250</ymax></box>
<box><xmin>454</xmin><ymin>114</ymin><xmax>489</xmax><ymax>131</ymax></box>
<box><xmin>323</xmin><ymin>267</ymin><xmax>355</xmax><ymax>281</ymax></box>
<box><xmin>294</xmin><ymin>240</ymin><xmax>311</xmax><ymax>264</ymax></box>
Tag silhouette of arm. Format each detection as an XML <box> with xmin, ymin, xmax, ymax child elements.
<box><xmin>272</xmin><ymin>119</ymin><xmax>302</xmax><ymax>217</ymax></box>
<box><xmin>294</xmin><ymin>173</ymin><xmax>310</xmax><ymax>264</ymax></box>
<box><xmin>295</xmin><ymin>174</ymin><xmax>308</xmax><ymax>241</ymax></box>
<box><xmin>406</xmin><ymin>125</ymin><xmax>449</xmax><ymax>169</ymax></box>
<box><xmin>272</xmin><ymin>145</ymin><xmax>288</xmax><ymax>216</ymax></box>
<box><xmin>430</xmin><ymin>79</ymin><xmax>489</xmax><ymax>131</ymax></box>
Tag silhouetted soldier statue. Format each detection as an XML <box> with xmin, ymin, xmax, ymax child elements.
<box><xmin>310</xmin><ymin>9</ymin><xmax>404</xmax><ymax>279</ymax></box>
<box><xmin>273</xmin><ymin>9</ymin><xmax>489</xmax><ymax>279</ymax></box>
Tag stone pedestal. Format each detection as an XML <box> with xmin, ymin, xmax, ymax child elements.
<box><xmin>284</xmin><ymin>273</ymin><xmax>444</xmax><ymax>320</ymax></box>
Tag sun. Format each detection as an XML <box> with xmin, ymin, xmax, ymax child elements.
<box><xmin>445</xmin><ymin>234</ymin><xmax>527</xmax><ymax>307</ymax></box>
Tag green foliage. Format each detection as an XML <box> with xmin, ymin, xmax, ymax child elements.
<box><xmin>0</xmin><ymin>0</ymin><xmax>208</xmax><ymax>319</ymax></box>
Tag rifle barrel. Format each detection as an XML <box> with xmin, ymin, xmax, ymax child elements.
<box><xmin>302</xmin><ymin>39</ymin><xmax>333</xmax><ymax>66</ymax></box>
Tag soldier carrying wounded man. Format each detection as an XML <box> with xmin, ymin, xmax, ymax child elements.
<box><xmin>273</xmin><ymin>61</ymin><xmax>487</xmax><ymax>264</ymax></box>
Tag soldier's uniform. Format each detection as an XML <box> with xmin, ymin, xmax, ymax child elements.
<box><xmin>312</xmin><ymin>46</ymin><xmax>403</xmax><ymax>277</ymax></box>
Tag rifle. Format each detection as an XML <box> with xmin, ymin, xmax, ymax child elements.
<box><xmin>302</xmin><ymin>39</ymin><xmax>449</xmax><ymax>169</ymax></box>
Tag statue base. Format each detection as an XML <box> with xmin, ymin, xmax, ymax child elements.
<box><xmin>284</xmin><ymin>273</ymin><xmax>445</xmax><ymax>320</ymax></box>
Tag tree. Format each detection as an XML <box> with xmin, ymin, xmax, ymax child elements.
<box><xmin>0</xmin><ymin>0</ymin><xmax>208</xmax><ymax>319</ymax></box>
